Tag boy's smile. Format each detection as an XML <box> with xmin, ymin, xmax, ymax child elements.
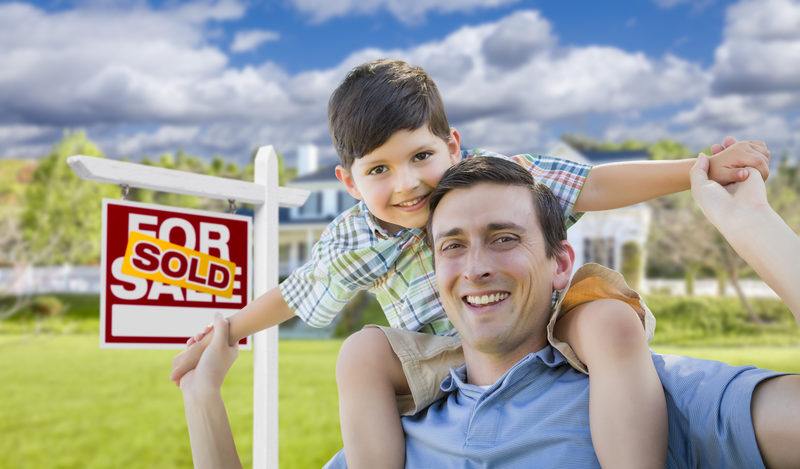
<box><xmin>336</xmin><ymin>126</ymin><xmax>462</xmax><ymax>233</ymax></box>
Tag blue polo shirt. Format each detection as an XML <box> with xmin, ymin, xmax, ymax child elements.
<box><xmin>325</xmin><ymin>346</ymin><xmax>783</xmax><ymax>468</ymax></box>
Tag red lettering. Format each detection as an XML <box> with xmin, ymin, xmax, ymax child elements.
<box><xmin>207</xmin><ymin>263</ymin><xmax>230</xmax><ymax>288</ymax></box>
<box><xmin>188</xmin><ymin>257</ymin><xmax>205</xmax><ymax>284</ymax></box>
<box><xmin>132</xmin><ymin>242</ymin><xmax>159</xmax><ymax>271</ymax></box>
<box><xmin>161</xmin><ymin>250</ymin><xmax>188</xmax><ymax>279</ymax></box>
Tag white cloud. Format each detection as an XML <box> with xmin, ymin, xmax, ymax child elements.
<box><xmin>2</xmin><ymin>1</ymin><xmax>796</xmax><ymax>162</ymax></box>
<box><xmin>288</xmin><ymin>0</ymin><xmax>520</xmax><ymax>24</ymax></box>
<box><xmin>230</xmin><ymin>29</ymin><xmax>280</xmax><ymax>53</ymax></box>
<box><xmin>711</xmin><ymin>0</ymin><xmax>800</xmax><ymax>94</ymax></box>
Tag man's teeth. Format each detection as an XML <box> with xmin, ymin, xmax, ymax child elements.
<box><xmin>397</xmin><ymin>196</ymin><xmax>424</xmax><ymax>207</ymax></box>
<box><xmin>466</xmin><ymin>292</ymin><xmax>509</xmax><ymax>306</ymax></box>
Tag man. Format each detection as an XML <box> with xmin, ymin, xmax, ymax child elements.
<box><xmin>180</xmin><ymin>156</ymin><xmax>800</xmax><ymax>468</ymax></box>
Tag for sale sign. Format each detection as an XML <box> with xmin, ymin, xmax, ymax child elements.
<box><xmin>101</xmin><ymin>199</ymin><xmax>251</xmax><ymax>349</ymax></box>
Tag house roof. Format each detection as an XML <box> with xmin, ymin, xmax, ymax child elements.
<box><xmin>290</xmin><ymin>163</ymin><xmax>338</xmax><ymax>183</ymax></box>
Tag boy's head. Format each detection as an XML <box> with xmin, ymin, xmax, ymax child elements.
<box><xmin>330</xmin><ymin>59</ymin><xmax>462</xmax><ymax>232</ymax></box>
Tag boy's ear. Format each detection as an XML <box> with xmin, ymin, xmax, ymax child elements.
<box><xmin>552</xmin><ymin>241</ymin><xmax>575</xmax><ymax>291</ymax></box>
<box><xmin>335</xmin><ymin>165</ymin><xmax>363</xmax><ymax>200</ymax></box>
<box><xmin>448</xmin><ymin>128</ymin><xmax>462</xmax><ymax>164</ymax></box>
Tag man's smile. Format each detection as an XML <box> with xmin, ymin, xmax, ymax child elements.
<box><xmin>462</xmin><ymin>291</ymin><xmax>511</xmax><ymax>307</ymax></box>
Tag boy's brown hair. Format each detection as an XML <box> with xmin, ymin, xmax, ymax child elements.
<box><xmin>328</xmin><ymin>59</ymin><xmax>451</xmax><ymax>168</ymax></box>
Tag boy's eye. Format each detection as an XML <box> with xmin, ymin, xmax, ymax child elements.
<box><xmin>368</xmin><ymin>165</ymin><xmax>388</xmax><ymax>176</ymax></box>
<box><xmin>413</xmin><ymin>152</ymin><xmax>433</xmax><ymax>162</ymax></box>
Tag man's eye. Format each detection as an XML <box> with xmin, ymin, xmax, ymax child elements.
<box><xmin>368</xmin><ymin>165</ymin><xmax>388</xmax><ymax>175</ymax></box>
<box><xmin>413</xmin><ymin>152</ymin><xmax>432</xmax><ymax>162</ymax></box>
<box><xmin>494</xmin><ymin>235</ymin><xmax>517</xmax><ymax>244</ymax></box>
<box><xmin>441</xmin><ymin>242</ymin><xmax>462</xmax><ymax>251</ymax></box>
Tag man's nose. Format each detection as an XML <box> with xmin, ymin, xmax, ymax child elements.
<box><xmin>462</xmin><ymin>248</ymin><xmax>493</xmax><ymax>282</ymax></box>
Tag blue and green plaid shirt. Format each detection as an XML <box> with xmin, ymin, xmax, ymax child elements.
<box><xmin>279</xmin><ymin>149</ymin><xmax>592</xmax><ymax>335</ymax></box>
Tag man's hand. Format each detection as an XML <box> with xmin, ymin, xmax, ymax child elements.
<box><xmin>171</xmin><ymin>331</ymin><xmax>211</xmax><ymax>385</ymax></box>
<box><xmin>179</xmin><ymin>313</ymin><xmax>239</xmax><ymax>396</ymax></box>
<box><xmin>689</xmin><ymin>154</ymin><xmax>770</xmax><ymax>231</ymax></box>
<box><xmin>707</xmin><ymin>139</ymin><xmax>770</xmax><ymax>185</ymax></box>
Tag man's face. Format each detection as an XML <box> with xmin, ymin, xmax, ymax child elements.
<box><xmin>431</xmin><ymin>183</ymin><xmax>572</xmax><ymax>356</ymax></box>
<box><xmin>336</xmin><ymin>126</ymin><xmax>461</xmax><ymax>233</ymax></box>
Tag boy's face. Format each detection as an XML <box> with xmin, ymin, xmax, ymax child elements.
<box><xmin>336</xmin><ymin>126</ymin><xmax>462</xmax><ymax>232</ymax></box>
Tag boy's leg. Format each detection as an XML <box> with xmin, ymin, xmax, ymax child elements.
<box><xmin>336</xmin><ymin>328</ymin><xmax>409</xmax><ymax>469</ymax></box>
<box><xmin>555</xmin><ymin>299</ymin><xmax>667</xmax><ymax>469</ymax></box>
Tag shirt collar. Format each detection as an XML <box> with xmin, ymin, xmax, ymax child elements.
<box><xmin>440</xmin><ymin>345</ymin><xmax>568</xmax><ymax>397</ymax></box>
<box><xmin>359</xmin><ymin>201</ymin><xmax>424</xmax><ymax>240</ymax></box>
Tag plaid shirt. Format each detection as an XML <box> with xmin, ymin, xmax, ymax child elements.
<box><xmin>279</xmin><ymin>149</ymin><xmax>592</xmax><ymax>335</ymax></box>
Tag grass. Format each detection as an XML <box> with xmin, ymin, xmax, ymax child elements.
<box><xmin>3</xmin><ymin>293</ymin><xmax>800</xmax><ymax>467</ymax></box>
<box><xmin>2</xmin><ymin>332</ymin><xmax>800</xmax><ymax>468</ymax></box>
<box><xmin>0</xmin><ymin>335</ymin><xmax>342</xmax><ymax>468</ymax></box>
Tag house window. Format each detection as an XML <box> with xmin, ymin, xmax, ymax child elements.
<box><xmin>338</xmin><ymin>191</ymin><xmax>357</xmax><ymax>212</ymax></box>
<box><xmin>300</xmin><ymin>192</ymin><xmax>322</xmax><ymax>217</ymax></box>
<box><xmin>584</xmin><ymin>237</ymin><xmax>615</xmax><ymax>268</ymax></box>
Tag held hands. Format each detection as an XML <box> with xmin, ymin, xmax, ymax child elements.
<box><xmin>689</xmin><ymin>154</ymin><xmax>770</xmax><ymax>231</ymax></box>
<box><xmin>179</xmin><ymin>313</ymin><xmax>239</xmax><ymax>395</ymax></box>
<box><xmin>170</xmin><ymin>326</ymin><xmax>214</xmax><ymax>385</ymax></box>
<box><xmin>706</xmin><ymin>138</ymin><xmax>770</xmax><ymax>185</ymax></box>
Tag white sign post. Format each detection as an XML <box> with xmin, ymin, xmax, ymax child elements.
<box><xmin>68</xmin><ymin>146</ymin><xmax>308</xmax><ymax>469</ymax></box>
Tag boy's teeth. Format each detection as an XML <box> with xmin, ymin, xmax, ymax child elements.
<box><xmin>398</xmin><ymin>196</ymin><xmax>423</xmax><ymax>207</ymax></box>
<box><xmin>466</xmin><ymin>292</ymin><xmax>509</xmax><ymax>306</ymax></box>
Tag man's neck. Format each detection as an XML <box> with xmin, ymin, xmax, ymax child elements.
<box><xmin>462</xmin><ymin>337</ymin><xmax>549</xmax><ymax>386</ymax></box>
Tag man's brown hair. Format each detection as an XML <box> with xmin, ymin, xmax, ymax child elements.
<box><xmin>426</xmin><ymin>157</ymin><xmax>567</xmax><ymax>258</ymax></box>
<box><xmin>328</xmin><ymin>59</ymin><xmax>451</xmax><ymax>168</ymax></box>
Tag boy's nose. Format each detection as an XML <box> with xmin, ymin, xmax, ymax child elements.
<box><xmin>395</xmin><ymin>169</ymin><xmax>421</xmax><ymax>193</ymax></box>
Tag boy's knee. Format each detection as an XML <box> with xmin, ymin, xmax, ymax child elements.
<box><xmin>578</xmin><ymin>299</ymin><xmax>647</xmax><ymax>357</ymax></box>
<box><xmin>336</xmin><ymin>328</ymin><xmax>395</xmax><ymax>382</ymax></box>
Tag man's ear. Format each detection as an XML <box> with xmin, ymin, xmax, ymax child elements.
<box><xmin>552</xmin><ymin>241</ymin><xmax>575</xmax><ymax>291</ymax></box>
<box><xmin>447</xmin><ymin>128</ymin><xmax>462</xmax><ymax>165</ymax></box>
<box><xmin>335</xmin><ymin>165</ymin><xmax>362</xmax><ymax>200</ymax></box>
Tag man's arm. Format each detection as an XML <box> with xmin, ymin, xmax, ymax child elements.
<box><xmin>573</xmin><ymin>140</ymin><xmax>769</xmax><ymax>212</ymax></box>
<box><xmin>689</xmin><ymin>156</ymin><xmax>800</xmax><ymax>320</ymax></box>
<box><xmin>180</xmin><ymin>314</ymin><xmax>243</xmax><ymax>469</ymax></box>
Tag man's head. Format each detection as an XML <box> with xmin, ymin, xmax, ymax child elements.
<box><xmin>427</xmin><ymin>157</ymin><xmax>575</xmax><ymax>359</ymax></box>
<box><xmin>330</xmin><ymin>59</ymin><xmax>461</xmax><ymax>231</ymax></box>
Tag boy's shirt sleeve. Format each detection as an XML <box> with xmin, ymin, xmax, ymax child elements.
<box><xmin>474</xmin><ymin>149</ymin><xmax>592</xmax><ymax>228</ymax></box>
<box><xmin>278</xmin><ymin>204</ymin><xmax>392</xmax><ymax>328</ymax></box>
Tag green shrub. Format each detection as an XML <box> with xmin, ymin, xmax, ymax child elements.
<box><xmin>621</xmin><ymin>242</ymin><xmax>643</xmax><ymax>290</ymax></box>
<box><xmin>31</xmin><ymin>295</ymin><xmax>65</xmax><ymax>317</ymax></box>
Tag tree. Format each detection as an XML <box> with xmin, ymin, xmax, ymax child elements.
<box><xmin>20</xmin><ymin>131</ymin><xmax>118</xmax><ymax>265</ymax></box>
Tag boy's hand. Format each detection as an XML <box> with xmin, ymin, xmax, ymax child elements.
<box><xmin>179</xmin><ymin>313</ymin><xmax>239</xmax><ymax>395</ymax></box>
<box><xmin>690</xmin><ymin>154</ymin><xmax>769</xmax><ymax>230</ymax></box>
<box><xmin>171</xmin><ymin>328</ymin><xmax>214</xmax><ymax>386</ymax></box>
<box><xmin>707</xmin><ymin>140</ymin><xmax>770</xmax><ymax>185</ymax></box>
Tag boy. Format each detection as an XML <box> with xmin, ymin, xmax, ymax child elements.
<box><xmin>172</xmin><ymin>59</ymin><xmax>770</xmax><ymax>468</ymax></box>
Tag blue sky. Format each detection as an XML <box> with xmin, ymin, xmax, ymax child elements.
<box><xmin>1</xmin><ymin>0</ymin><xmax>798</xmax><ymax>165</ymax></box>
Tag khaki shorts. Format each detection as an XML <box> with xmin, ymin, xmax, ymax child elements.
<box><xmin>369</xmin><ymin>263</ymin><xmax>656</xmax><ymax>416</ymax></box>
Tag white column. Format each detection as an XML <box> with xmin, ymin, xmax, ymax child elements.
<box><xmin>305</xmin><ymin>228</ymin><xmax>315</xmax><ymax>257</ymax></box>
<box><xmin>253</xmin><ymin>147</ymin><xmax>279</xmax><ymax>469</ymax></box>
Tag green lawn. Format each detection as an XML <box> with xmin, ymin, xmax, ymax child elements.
<box><xmin>2</xmin><ymin>334</ymin><xmax>799</xmax><ymax>468</ymax></box>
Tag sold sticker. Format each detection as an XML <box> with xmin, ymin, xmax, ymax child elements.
<box><xmin>121</xmin><ymin>231</ymin><xmax>237</xmax><ymax>298</ymax></box>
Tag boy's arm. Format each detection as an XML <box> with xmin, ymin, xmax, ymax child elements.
<box><xmin>227</xmin><ymin>286</ymin><xmax>295</xmax><ymax>344</ymax></box>
<box><xmin>171</xmin><ymin>287</ymin><xmax>295</xmax><ymax>384</ymax></box>
<box><xmin>573</xmin><ymin>140</ymin><xmax>770</xmax><ymax>212</ymax></box>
